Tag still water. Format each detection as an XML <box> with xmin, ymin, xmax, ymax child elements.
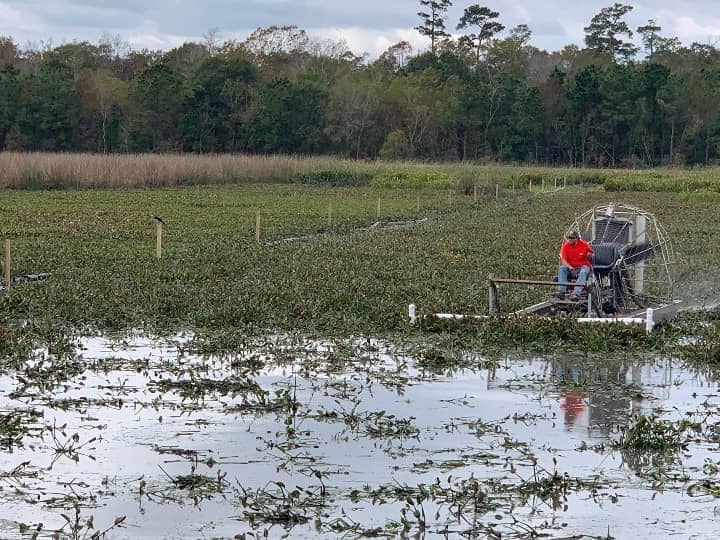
<box><xmin>0</xmin><ymin>334</ymin><xmax>718</xmax><ymax>539</ymax></box>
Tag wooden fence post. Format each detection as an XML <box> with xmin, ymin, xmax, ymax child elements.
<box><xmin>155</xmin><ymin>220</ymin><xmax>163</xmax><ymax>259</ymax></box>
<box><xmin>256</xmin><ymin>211</ymin><xmax>261</xmax><ymax>243</ymax></box>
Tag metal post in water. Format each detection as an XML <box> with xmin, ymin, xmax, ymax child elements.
<box><xmin>634</xmin><ymin>214</ymin><xmax>647</xmax><ymax>293</ymax></box>
<box><xmin>488</xmin><ymin>279</ymin><xmax>499</xmax><ymax>315</ymax></box>
<box><xmin>3</xmin><ymin>238</ymin><xmax>9</xmax><ymax>287</ymax></box>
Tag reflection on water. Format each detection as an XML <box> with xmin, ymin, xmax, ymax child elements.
<box><xmin>0</xmin><ymin>335</ymin><xmax>718</xmax><ymax>539</ymax></box>
<box><xmin>547</xmin><ymin>355</ymin><xmax>701</xmax><ymax>436</ymax></box>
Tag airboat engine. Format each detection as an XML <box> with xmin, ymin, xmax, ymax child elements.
<box><xmin>568</xmin><ymin>203</ymin><xmax>675</xmax><ymax>314</ymax></box>
<box><xmin>425</xmin><ymin>202</ymin><xmax>680</xmax><ymax>331</ymax></box>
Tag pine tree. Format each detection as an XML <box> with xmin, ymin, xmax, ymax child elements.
<box><xmin>584</xmin><ymin>3</ymin><xmax>639</xmax><ymax>62</ymax></box>
<box><xmin>456</xmin><ymin>5</ymin><xmax>505</xmax><ymax>72</ymax></box>
<box><xmin>416</xmin><ymin>0</ymin><xmax>453</xmax><ymax>54</ymax></box>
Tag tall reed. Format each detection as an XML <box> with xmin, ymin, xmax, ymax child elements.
<box><xmin>1</xmin><ymin>151</ymin><xmax>719</xmax><ymax>191</ymax></box>
<box><xmin>0</xmin><ymin>152</ymin><xmax>365</xmax><ymax>189</ymax></box>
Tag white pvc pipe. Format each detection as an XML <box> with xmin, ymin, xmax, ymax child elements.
<box><xmin>408</xmin><ymin>304</ymin><xmax>417</xmax><ymax>325</ymax></box>
<box><xmin>645</xmin><ymin>307</ymin><xmax>654</xmax><ymax>333</ymax></box>
<box><xmin>433</xmin><ymin>313</ymin><xmax>648</xmax><ymax>325</ymax></box>
<box><xmin>433</xmin><ymin>313</ymin><xmax>486</xmax><ymax>320</ymax></box>
<box><xmin>429</xmin><ymin>311</ymin><xmax>658</xmax><ymax>331</ymax></box>
<box><xmin>576</xmin><ymin>317</ymin><xmax>645</xmax><ymax>325</ymax></box>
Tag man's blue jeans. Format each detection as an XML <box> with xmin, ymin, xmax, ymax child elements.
<box><xmin>558</xmin><ymin>265</ymin><xmax>591</xmax><ymax>295</ymax></box>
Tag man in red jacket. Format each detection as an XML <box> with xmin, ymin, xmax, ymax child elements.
<box><xmin>558</xmin><ymin>230</ymin><xmax>594</xmax><ymax>300</ymax></box>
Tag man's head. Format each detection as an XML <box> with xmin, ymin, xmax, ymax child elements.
<box><xmin>566</xmin><ymin>230</ymin><xmax>580</xmax><ymax>243</ymax></box>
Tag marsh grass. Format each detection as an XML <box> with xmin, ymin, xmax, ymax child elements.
<box><xmin>0</xmin><ymin>152</ymin><xmax>318</xmax><ymax>189</ymax></box>
<box><xmin>0</xmin><ymin>324</ymin><xmax>35</xmax><ymax>359</ymax></box>
<box><xmin>58</xmin><ymin>505</ymin><xmax>126</xmax><ymax>540</ymax></box>
<box><xmin>0</xmin><ymin>411</ymin><xmax>29</xmax><ymax>446</ymax></box>
<box><xmin>5</xmin><ymin>151</ymin><xmax>720</xmax><ymax>192</ymax></box>
<box><xmin>0</xmin><ymin>185</ymin><xmax>716</xmax><ymax>350</ymax></box>
<box><xmin>0</xmin><ymin>151</ymin><xmax>585</xmax><ymax>190</ymax></box>
<box><xmin>236</xmin><ymin>481</ymin><xmax>325</xmax><ymax>527</ymax></box>
<box><xmin>620</xmin><ymin>415</ymin><xmax>687</xmax><ymax>451</ymax></box>
<box><xmin>0</xmin><ymin>152</ymin><xmax>486</xmax><ymax>190</ymax></box>
<box><xmin>171</xmin><ymin>471</ymin><xmax>228</xmax><ymax>499</ymax></box>
<box><xmin>420</xmin><ymin>315</ymin><xmax>664</xmax><ymax>353</ymax></box>
<box><xmin>517</xmin><ymin>467</ymin><xmax>594</xmax><ymax>511</ymax></box>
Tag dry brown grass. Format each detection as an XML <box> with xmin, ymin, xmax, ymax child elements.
<box><xmin>4</xmin><ymin>151</ymin><xmax>712</xmax><ymax>192</ymax></box>
<box><xmin>0</xmin><ymin>152</ymin><xmax>370</xmax><ymax>189</ymax></box>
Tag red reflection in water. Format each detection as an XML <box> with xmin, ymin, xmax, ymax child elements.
<box><xmin>560</xmin><ymin>391</ymin><xmax>587</xmax><ymax>427</ymax></box>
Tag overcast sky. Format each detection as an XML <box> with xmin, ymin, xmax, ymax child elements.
<box><xmin>1</xmin><ymin>0</ymin><xmax>719</xmax><ymax>57</ymax></box>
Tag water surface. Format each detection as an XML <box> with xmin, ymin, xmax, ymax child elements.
<box><xmin>0</xmin><ymin>335</ymin><xmax>718</xmax><ymax>538</ymax></box>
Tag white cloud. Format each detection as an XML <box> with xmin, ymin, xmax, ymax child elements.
<box><xmin>1</xmin><ymin>1</ymin><xmax>720</xmax><ymax>57</ymax></box>
<box><xmin>673</xmin><ymin>15</ymin><xmax>720</xmax><ymax>45</ymax></box>
<box><xmin>314</xmin><ymin>26</ymin><xmax>428</xmax><ymax>57</ymax></box>
<box><xmin>126</xmin><ymin>32</ymin><xmax>187</xmax><ymax>50</ymax></box>
<box><xmin>0</xmin><ymin>3</ymin><xmax>45</xmax><ymax>35</ymax></box>
<box><xmin>0</xmin><ymin>3</ymin><xmax>23</xmax><ymax>23</ymax></box>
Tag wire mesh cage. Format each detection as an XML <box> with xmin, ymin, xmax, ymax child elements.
<box><xmin>565</xmin><ymin>203</ymin><xmax>676</xmax><ymax>310</ymax></box>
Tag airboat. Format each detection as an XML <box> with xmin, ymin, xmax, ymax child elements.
<box><xmin>410</xmin><ymin>203</ymin><xmax>681</xmax><ymax>332</ymax></box>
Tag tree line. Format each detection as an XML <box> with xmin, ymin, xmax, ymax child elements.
<box><xmin>0</xmin><ymin>2</ymin><xmax>719</xmax><ymax>167</ymax></box>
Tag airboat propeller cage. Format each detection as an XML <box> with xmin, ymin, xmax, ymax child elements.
<box><xmin>421</xmin><ymin>202</ymin><xmax>679</xmax><ymax>331</ymax></box>
<box><xmin>567</xmin><ymin>203</ymin><xmax>676</xmax><ymax>305</ymax></box>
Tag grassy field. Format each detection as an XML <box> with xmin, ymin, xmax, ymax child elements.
<box><xmin>0</xmin><ymin>181</ymin><xmax>717</xmax><ymax>354</ymax></box>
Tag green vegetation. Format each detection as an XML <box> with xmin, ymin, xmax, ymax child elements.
<box><xmin>0</xmin><ymin>183</ymin><xmax>717</xmax><ymax>354</ymax></box>
<box><xmin>0</xmin><ymin>409</ymin><xmax>41</xmax><ymax>447</ymax></box>
<box><xmin>620</xmin><ymin>415</ymin><xmax>688</xmax><ymax>451</ymax></box>
<box><xmin>421</xmin><ymin>314</ymin><xmax>666</xmax><ymax>353</ymax></box>
<box><xmin>0</xmin><ymin>169</ymin><xmax>716</xmax><ymax>537</ymax></box>
<box><xmin>673</xmin><ymin>308</ymin><xmax>720</xmax><ymax>364</ymax></box>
